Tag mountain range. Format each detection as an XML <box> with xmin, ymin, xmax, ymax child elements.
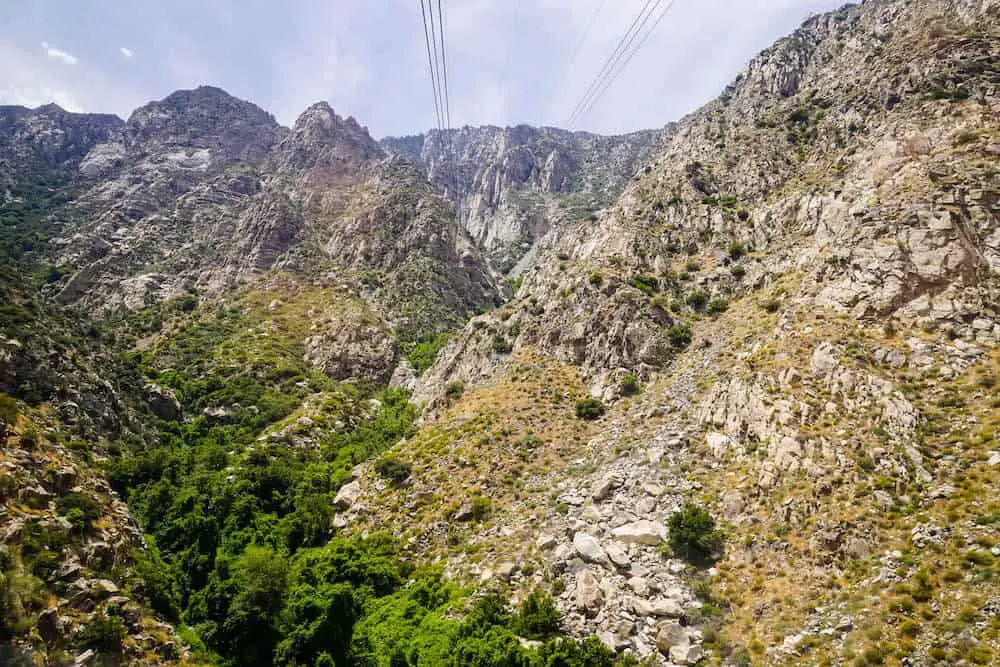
<box><xmin>0</xmin><ymin>0</ymin><xmax>998</xmax><ymax>665</ymax></box>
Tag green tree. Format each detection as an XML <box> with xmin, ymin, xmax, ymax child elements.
<box><xmin>575</xmin><ymin>399</ymin><xmax>605</xmax><ymax>420</ymax></box>
<box><xmin>514</xmin><ymin>589</ymin><xmax>561</xmax><ymax>640</ymax></box>
<box><xmin>220</xmin><ymin>546</ymin><xmax>290</xmax><ymax>664</ymax></box>
<box><xmin>668</xmin><ymin>503</ymin><xmax>723</xmax><ymax>564</ymax></box>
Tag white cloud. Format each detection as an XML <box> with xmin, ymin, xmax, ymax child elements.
<box><xmin>6</xmin><ymin>0</ymin><xmax>847</xmax><ymax>135</ymax></box>
<box><xmin>0</xmin><ymin>85</ymin><xmax>82</xmax><ymax>111</ymax></box>
<box><xmin>41</xmin><ymin>41</ymin><xmax>79</xmax><ymax>65</ymax></box>
<box><xmin>0</xmin><ymin>39</ymin><xmax>140</xmax><ymax>116</ymax></box>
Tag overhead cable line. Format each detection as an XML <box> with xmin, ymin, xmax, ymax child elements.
<box><xmin>436</xmin><ymin>0</ymin><xmax>452</xmax><ymax>128</ymax></box>
<box><xmin>573</xmin><ymin>0</ymin><xmax>679</xmax><ymax>124</ymax></box>
<box><xmin>567</xmin><ymin>0</ymin><xmax>660</xmax><ymax>126</ymax></box>
<box><xmin>427</xmin><ymin>0</ymin><xmax>448</xmax><ymax>129</ymax></box>
<box><xmin>419</xmin><ymin>0</ymin><xmax>444</xmax><ymax>130</ymax></box>
<box><xmin>563</xmin><ymin>0</ymin><xmax>610</xmax><ymax>81</ymax></box>
<box><xmin>567</xmin><ymin>0</ymin><xmax>675</xmax><ymax>127</ymax></box>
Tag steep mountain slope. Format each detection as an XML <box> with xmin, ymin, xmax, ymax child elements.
<box><xmin>2</xmin><ymin>0</ymin><xmax>999</xmax><ymax>664</ymax></box>
<box><xmin>341</xmin><ymin>0</ymin><xmax>1000</xmax><ymax>664</ymax></box>
<box><xmin>48</xmin><ymin>89</ymin><xmax>496</xmax><ymax>348</ymax></box>
<box><xmin>0</xmin><ymin>87</ymin><xmax>645</xmax><ymax>665</ymax></box>
<box><xmin>384</xmin><ymin>126</ymin><xmax>663</xmax><ymax>272</ymax></box>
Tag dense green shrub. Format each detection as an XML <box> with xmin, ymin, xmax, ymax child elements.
<box><xmin>627</xmin><ymin>275</ymin><xmax>659</xmax><ymax>294</ymax></box>
<box><xmin>403</xmin><ymin>333</ymin><xmax>451</xmax><ymax>375</ymax></box>
<box><xmin>446</xmin><ymin>381</ymin><xmax>465</xmax><ymax>400</ymax></box>
<box><xmin>668</xmin><ymin>503</ymin><xmax>723</xmax><ymax>564</ymax></box>
<box><xmin>728</xmin><ymin>241</ymin><xmax>747</xmax><ymax>260</ymax></box>
<box><xmin>492</xmin><ymin>334</ymin><xmax>514</xmax><ymax>354</ymax></box>
<box><xmin>77</xmin><ymin>614</ymin><xmax>127</xmax><ymax>653</ymax></box>
<box><xmin>514</xmin><ymin>589</ymin><xmax>561</xmax><ymax>640</ymax></box>
<box><xmin>686</xmin><ymin>290</ymin><xmax>709</xmax><ymax>311</ymax></box>
<box><xmin>175</xmin><ymin>294</ymin><xmax>198</xmax><ymax>313</ymax></box>
<box><xmin>375</xmin><ymin>457</ymin><xmax>412</xmax><ymax>486</ymax></box>
<box><xmin>575</xmin><ymin>399</ymin><xmax>605</xmax><ymax>420</ymax></box>
<box><xmin>667</xmin><ymin>325</ymin><xmax>692</xmax><ymax>350</ymax></box>
<box><xmin>707</xmin><ymin>299</ymin><xmax>729</xmax><ymax>315</ymax></box>
<box><xmin>0</xmin><ymin>394</ymin><xmax>18</xmax><ymax>432</ymax></box>
<box><xmin>130</xmin><ymin>548</ymin><xmax>180</xmax><ymax>621</ymax></box>
<box><xmin>0</xmin><ymin>475</ymin><xmax>15</xmax><ymax>501</ymax></box>
<box><xmin>620</xmin><ymin>373</ymin><xmax>640</xmax><ymax>396</ymax></box>
<box><xmin>56</xmin><ymin>493</ymin><xmax>102</xmax><ymax>533</ymax></box>
<box><xmin>761</xmin><ymin>298</ymin><xmax>781</xmax><ymax>313</ymax></box>
<box><xmin>471</xmin><ymin>496</ymin><xmax>492</xmax><ymax>522</ymax></box>
<box><xmin>588</xmin><ymin>272</ymin><xmax>604</xmax><ymax>287</ymax></box>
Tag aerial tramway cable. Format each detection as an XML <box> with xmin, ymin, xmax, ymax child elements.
<box><xmin>574</xmin><ymin>0</ymin><xmax>679</xmax><ymax>124</ymax></box>
<box><xmin>419</xmin><ymin>0</ymin><xmax>444</xmax><ymax>130</ymax></box>
<box><xmin>437</xmin><ymin>0</ymin><xmax>452</xmax><ymax>129</ymax></box>
<box><xmin>567</xmin><ymin>0</ymin><xmax>663</xmax><ymax>125</ymax></box>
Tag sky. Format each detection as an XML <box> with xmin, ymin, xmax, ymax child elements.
<box><xmin>0</xmin><ymin>0</ymin><xmax>846</xmax><ymax>138</ymax></box>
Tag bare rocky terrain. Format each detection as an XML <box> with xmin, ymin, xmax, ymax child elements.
<box><xmin>1</xmin><ymin>0</ymin><xmax>998</xmax><ymax>665</ymax></box>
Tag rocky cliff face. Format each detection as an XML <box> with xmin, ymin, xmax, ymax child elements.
<box><xmin>368</xmin><ymin>0</ymin><xmax>1000</xmax><ymax>663</ymax></box>
<box><xmin>32</xmin><ymin>89</ymin><xmax>497</xmax><ymax>358</ymax></box>
<box><xmin>417</xmin><ymin>0</ymin><xmax>1000</xmax><ymax>405</ymax></box>
<box><xmin>2</xmin><ymin>0</ymin><xmax>1000</xmax><ymax>664</ymax></box>
<box><xmin>383</xmin><ymin>125</ymin><xmax>663</xmax><ymax>272</ymax></box>
<box><xmin>0</xmin><ymin>104</ymin><xmax>123</xmax><ymax>180</ymax></box>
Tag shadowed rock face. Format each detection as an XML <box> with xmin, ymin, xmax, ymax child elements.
<box><xmin>415</xmin><ymin>0</ymin><xmax>1000</xmax><ymax>406</ymax></box>
<box><xmin>383</xmin><ymin>125</ymin><xmax>665</xmax><ymax>272</ymax></box>
<box><xmin>0</xmin><ymin>88</ymin><xmax>498</xmax><ymax>343</ymax></box>
<box><xmin>2</xmin><ymin>1</ymin><xmax>1000</xmax><ymax>663</ymax></box>
<box><xmin>0</xmin><ymin>105</ymin><xmax>123</xmax><ymax>195</ymax></box>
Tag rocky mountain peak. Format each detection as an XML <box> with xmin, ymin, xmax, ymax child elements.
<box><xmin>0</xmin><ymin>103</ymin><xmax>124</xmax><ymax>174</ymax></box>
<box><xmin>275</xmin><ymin>101</ymin><xmax>384</xmax><ymax>178</ymax></box>
<box><xmin>125</xmin><ymin>85</ymin><xmax>284</xmax><ymax>164</ymax></box>
<box><xmin>383</xmin><ymin>123</ymin><xmax>663</xmax><ymax>271</ymax></box>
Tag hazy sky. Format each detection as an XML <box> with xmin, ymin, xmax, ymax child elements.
<box><xmin>0</xmin><ymin>0</ymin><xmax>845</xmax><ymax>137</ymax></box>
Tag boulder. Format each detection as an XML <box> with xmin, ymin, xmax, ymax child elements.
<box><xmin>720</xmin><ymin>489</ymin><xmax>745</xmax><ymax>519</ymax></box>
<box><xmin>575</xmin><ymin>569</ymin><xmax>604</xmax><ymax>616</ymax></box>
<box><xmin>810</xmin><ymin>342</ymin><xmax>839</xmax><ymax>376</ymax></box>
<box><xmin>655</xmin><ymin>621</ymin><xmax>687</xmax><ymax>654</ymax></box>
<box><xmin>573</xmin><ymin>532</ymin><xmax>609</xmax><ymax>566</ymax></box>
<box><xmin>38</xmin><ymin>606</ymin><xmax>61</xmax><ymax>642</ymax></box>
<box><xmin>627</xmin><ymin>576</ymin><xmax>650</xmax><ymax>597</ymax></box>
<box><xmin>74</xmin><ymin>649</ymin><xmax>97</xmax><ymax>666</ymax></box>
<box><xmin>453</xmin><ymin>501</ymin><xmax>477</xmax><ymax>522</ymax></box>
<box><xmin>145</xmin><ymin>383</ymin><xmax>181</xmax><ymax>421</ymax></box>
<box><xmin>606</xmin><ymin>542</ymin><xmax>631</xmax><ymax>569</ymax></box>
<box><xmin>670</xmin><ymin>642</ymin><xmax>705</xmax><ymax>665</ymax></box>
<box><xmin>611</xmin><ymin>520</ymin><xmax>666</xmax><ymax>546</ymax></box>
<box><xmin>706</xmin><ymin>432</ymin><xmax>731</xmax><ymax>458</ymax></box>
<box><xmin>650</xmin><ymin>597</ymin><xmax>685</xmax><ymax>618</ymax></box>
<box><xmin>52</xmin><ymin>466</ymin><xmax>79</xmax><ymax>493</ymax></box>
<box><xmin>536</xmin><ymin>533</ymin><xmax>557</xmax><ymax>550</ymax></box>
<box><xmin>333</xmin><ymin>481</ymin><xmax>362</xmax><ymax>511</ymax></box>
<box><xmin>84</xmin><ymin>541</ymin><xmax>114</xmax><ymax>570</ymax></box>
<box><xmin>591</xmin><ymin>475</ymin><xmax>622</xmax><ymax>502</ymax></box>
<box><xmin>496</xmin><ymin>562</ymin><xmax>518</xmax><ymax>581</ymax></box>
